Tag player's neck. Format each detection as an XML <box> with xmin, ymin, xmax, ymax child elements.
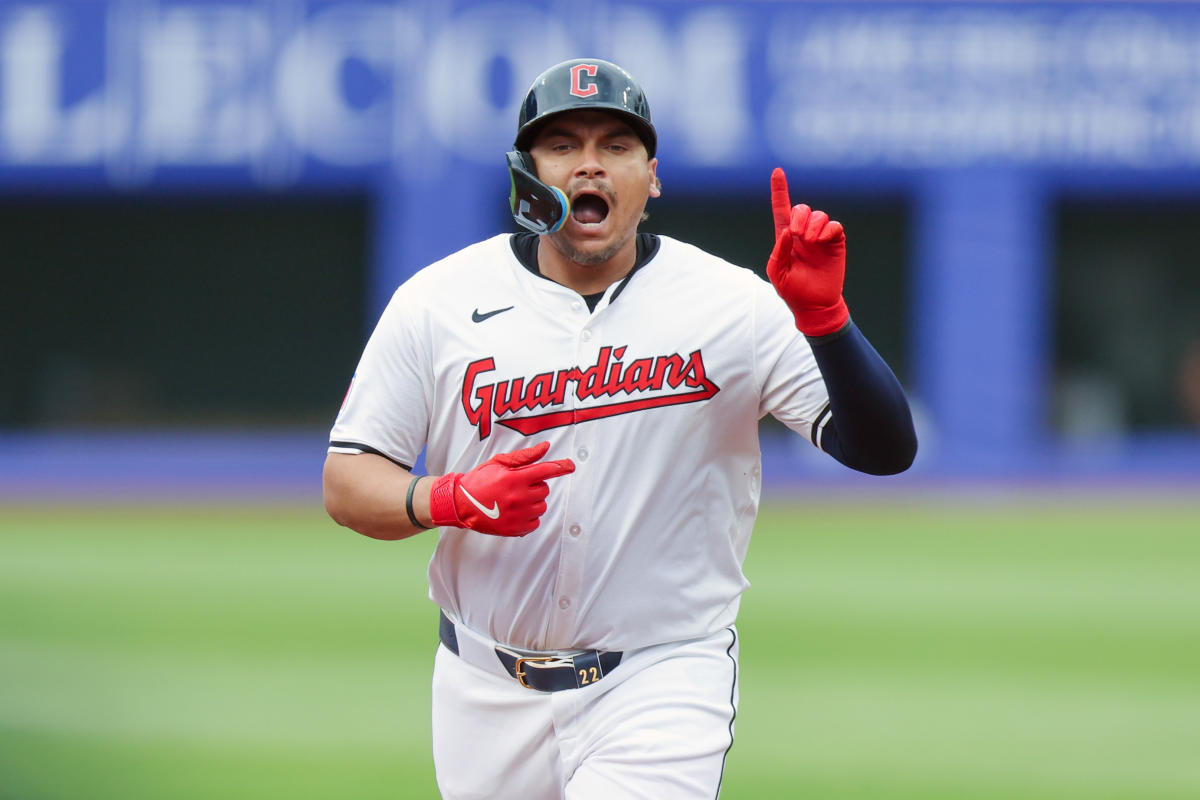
<box><xmin>536</xmin><ymin>234</ymin><xmax>638</xmax><ymax>296</ymax></box>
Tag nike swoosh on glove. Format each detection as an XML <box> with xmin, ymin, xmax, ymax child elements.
<box><xmin>767</xmin><ymin>167</ymin><xmax>850</xmax><ymax>337</ymax></box>
<box><xmin>427</xmin><ymin>441</ymin><xmax>575</xmax><ymax>536</ymax></box>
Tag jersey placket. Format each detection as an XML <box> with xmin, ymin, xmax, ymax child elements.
<box><xmin>543</xmin><ymin>293</ymin><xmax>604</xmax><ymax>645</ymax></box>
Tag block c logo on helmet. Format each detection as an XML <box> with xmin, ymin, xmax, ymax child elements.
<box><xmin>569</xmin><ymin>64</ymin><xmax>599</xmax><ymax>97</ymax></box>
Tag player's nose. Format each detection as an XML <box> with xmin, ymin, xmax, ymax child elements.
<box><xmin>573</xmin><ymin>142</ymin><xmax>606</xmax><ymax>179</ymax></box>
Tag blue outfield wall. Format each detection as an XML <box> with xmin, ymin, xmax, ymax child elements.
<box><xmin>2</xmin><ymin>428</ymin><xmax>1198</xmax><ymax>503</ymax></box>
<box><xmin>3</xmin><ymin>0</ymin><xmax>1200</xmax><ymax>494</ymax></box>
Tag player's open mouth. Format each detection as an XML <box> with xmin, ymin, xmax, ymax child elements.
<box><xmin>570</xmin><ymin>192</ymin><xmax>610</xmax><ymax>226</ymax></box>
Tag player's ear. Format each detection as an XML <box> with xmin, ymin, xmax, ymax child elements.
<box><xmin>647</xmin><ymin>158</ymin><xmax>661</xmax><ymax>198</ymax></box>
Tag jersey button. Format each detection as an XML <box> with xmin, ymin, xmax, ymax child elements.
<box><xmin>571</xmin><ymin>300</ymin><xmax>582</xmax><ymax>311</ymax></box>
<box><xmin>569</xmin><ymin>524</ymin><xmax>581</xmax><ymax>537</ymax></box>
<box><xmin>576</xmin><ymin>447</ymin><xmax>588</xmax><ymax>461</ymax></box>
<box><xmin>580</xmin><ymin>330</ymin><xmax>592</xmax><ymax>341</ymax></box>
<box><xmin>559</xmin><ymin>596</ymin><xmax>571</xmax><ymax>610</ymax></box>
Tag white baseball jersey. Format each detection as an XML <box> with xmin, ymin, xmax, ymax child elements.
<box><xmin>329</xmin><ymin>232</ymin><xmax>831</xmax><ymax>653</ymax></box>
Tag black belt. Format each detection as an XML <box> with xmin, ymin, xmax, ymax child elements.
<box><xmin>439</xmin><ymin>610</ymin><xmax>622</xmax><ymax>692</ymax></box>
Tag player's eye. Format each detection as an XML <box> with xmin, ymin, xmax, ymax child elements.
<box><xmin>605</xmin><ymin>137</ymin><xmax>637</xmax><ymax>154</ymax></box>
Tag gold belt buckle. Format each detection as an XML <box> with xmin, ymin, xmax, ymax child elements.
<box><xmin>514</xmin><ymin>656</ymin><xmax>557</xmax><ymax>689</ymax></box>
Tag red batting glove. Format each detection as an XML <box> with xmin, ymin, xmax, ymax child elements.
<box><xmin>427</xmin><ymin>441</ymin><xmax>575</xmax><ymax>537</ymax></box>
<box><xmin>767</xmin><ymin>167</ymin><xmax>850</xmax><ymax>337</ymax></box>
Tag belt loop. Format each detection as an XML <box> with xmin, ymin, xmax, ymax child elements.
<box><xmin>439</xmin><ymin>610</ymin><xmax>460</xmax><ymax>656</ymax></box>
<box><xmin>571</xmin><ymin>650</ymin><xmax>603</xmax><ymax>688</ymax></box>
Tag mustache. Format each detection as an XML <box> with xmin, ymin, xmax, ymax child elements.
<box><xmin>568</xmin><ymin>181</ymin><xmax>616</xmax><ymax>203</ymax></box>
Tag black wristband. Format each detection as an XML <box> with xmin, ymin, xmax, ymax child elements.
<box><xmin>406</xmin><ymin>476</ymin><xmax>431</xmax><ymax>530</ymax></box>
<box><xmin>804</xmin><ymin>318</ymin><xmax>853</xmax><ymax>347</ymax></box>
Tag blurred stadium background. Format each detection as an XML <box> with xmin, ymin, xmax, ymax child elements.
<box><xmin>1</xmin><ymin>1</ymin><xmax>1198</xmax><ymax>798</ymax></box>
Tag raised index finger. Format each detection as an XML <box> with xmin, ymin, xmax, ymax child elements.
<box><xmin>770</xmin><ymin>167</ymin><xmax>792</xmax><ymax>238</ymax></box>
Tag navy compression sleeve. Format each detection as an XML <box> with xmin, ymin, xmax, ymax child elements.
<box><xmin>807</xmin><ymin>322</ymin><xmax>917</xmax><ymax>475</ymax></box>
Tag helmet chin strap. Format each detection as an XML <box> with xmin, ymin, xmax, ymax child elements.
<box><xmin>507</xmin><ymin>150</ymin><xmax>570</xmax><ymax>234</ymax></box>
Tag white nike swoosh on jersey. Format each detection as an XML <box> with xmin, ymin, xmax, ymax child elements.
<box><xmin>458</xmin><ymin>485</ymin><xmax>500</xmax><ymax>519</ymax></box>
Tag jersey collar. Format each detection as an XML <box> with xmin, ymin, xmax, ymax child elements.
<box><xmin>508</xmin><ymin>231</ymin><xmax>662</xmax><ymax>311</ymax></box>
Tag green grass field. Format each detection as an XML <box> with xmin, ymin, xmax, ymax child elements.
<box><xmin>2</xmin><ymin>496</ymin><xmax>1199</xmax><ymax>799</ymax></box>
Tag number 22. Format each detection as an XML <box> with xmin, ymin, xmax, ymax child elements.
<box><xmin>578</xmin><ymin>666</ymin><xmax>599</xmax><ymax>685</ymax></box>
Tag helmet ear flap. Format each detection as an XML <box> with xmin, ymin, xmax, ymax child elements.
<box><xmin>507</xmin><ymin>150</ymin><xmax>570</xmax><ymax>234</ymax></box>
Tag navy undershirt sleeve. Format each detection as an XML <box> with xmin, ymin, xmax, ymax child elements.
<box><xmin>807</xmin><ymin>321</ymin><xmax>917</xmax><ymax>475</ymax></box>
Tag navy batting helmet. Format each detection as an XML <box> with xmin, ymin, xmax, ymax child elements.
<box><xmin>514</xmin><ymin>58</ymin><xmax>656</xmax><ymax>157</ymax></box>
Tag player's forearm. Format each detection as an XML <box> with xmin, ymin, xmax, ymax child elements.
<box><xmin>322</xmin><ymin>452</ymin><xmax>433</xmax><ymax>541</ymax></box>
<box><xmin>808</xmin><ymin>321</ymin><xmax>917</xmax><ymax>475</ymax></box>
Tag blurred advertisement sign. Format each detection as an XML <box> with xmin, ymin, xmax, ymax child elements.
<box><xmin>2</xmin><ymin>1</ymin><xmax>1200</xmax><ymax>187</ymax></box>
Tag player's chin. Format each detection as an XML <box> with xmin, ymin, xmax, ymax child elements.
<box><xmin>570</xmin><ymin>243</ymin><xmax>622</xmax><ymax>266</ymax></box>
<box><xmin>551</xmin><ymin>228</ymin><xmax>623</xmax><ymax>265</ymax></box>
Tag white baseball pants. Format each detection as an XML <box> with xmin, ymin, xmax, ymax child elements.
<box><xmin>431</xmin><ymin>626</ymin><xmax>740</xmax><ymax>799</ymax></box>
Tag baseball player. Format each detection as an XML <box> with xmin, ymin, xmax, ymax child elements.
<box><xmin>323</xmin><ymin>58</ymin><xmax>916</xmax><ymax>799</ymax></box>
